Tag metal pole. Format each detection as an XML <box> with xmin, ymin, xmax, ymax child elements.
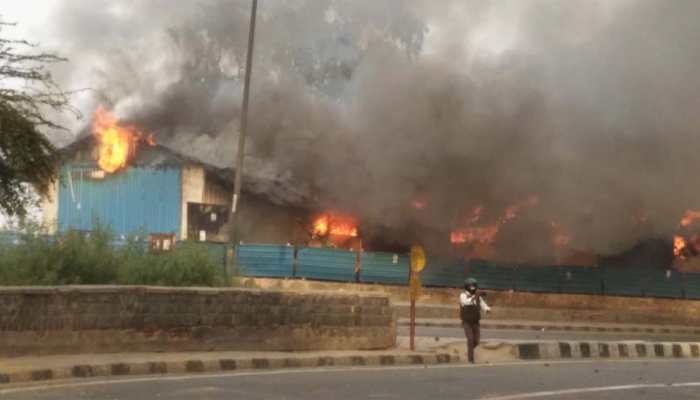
<box><xmin>230</xmin><ymin>0</ymin><xmax>258</xmax><ymax>274</ymax></box>
<box><xmin>409</xmin><ymin>267</ymin><xmax>416</xmax><ymax>351</ymax></box>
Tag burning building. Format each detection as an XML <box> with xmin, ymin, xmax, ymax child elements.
<box><xmin>37</xmin><ymin>108</ymin><xmax>700</xmax><ymax>268</ymax></box>
<box><xmin>41</xmin><ymin>109</ymin><xmax>311</xmax><ymax>247</ymax></box>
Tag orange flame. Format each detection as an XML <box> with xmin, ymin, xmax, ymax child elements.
<box><xmin>680</xmin><ymin>209</ymin><xmax>700</xmax><ymax>227</ymax></box>
<box><xmin>313</xmin><ymin>212</ymin><xmax>358</xmax><ymax>237</ymax></box>
<box><xmin>93</xmin><ymin>107</ymin><xmax>154</xmax><ymax>173</ymax></box>
<box><xmin>450</xmin><ymin>224</ymin><xmax>499</xmax><ymax>245</ymax></box>
<box><xmin>451</xmin><ymin>195</ymin><xmax>539</xmax><ymax>245</ymax></box>
<box><xmin>674</xmin><ymin>235</ymin><xmax>687</xmax><ymax>260</ymax></box>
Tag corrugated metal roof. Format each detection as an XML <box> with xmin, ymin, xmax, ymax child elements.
<box><xmin>57</xmin><ymin>165</ymin><xmax>182</xmax><ymax>238</ymax></box>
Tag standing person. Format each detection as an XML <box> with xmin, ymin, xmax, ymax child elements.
<box><xmin>460</xmin><ymin>278</ymin><xmax>491</xmax><ymax>363</ymax></box>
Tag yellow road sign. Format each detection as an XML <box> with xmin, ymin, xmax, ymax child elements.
<box><xmin>410</xmin><ymin>245</ymin><xmax>426</xmax><ymax>272</ymax></box>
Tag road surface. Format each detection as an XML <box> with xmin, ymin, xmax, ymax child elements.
<box><xmin>409</xmin><ymin>325</ymin><xmax>700</xmax><ymax>342</ymax></box>
<box><xmin>2</xmin><ymin>359</ymin><xmax>699</xmax><ymax>399</ymax></box>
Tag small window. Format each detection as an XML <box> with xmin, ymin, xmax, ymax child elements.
<box><xmin>149</xmin><ymin>233</ymin><xmax>176</xmax><ymax>253</ymax></box>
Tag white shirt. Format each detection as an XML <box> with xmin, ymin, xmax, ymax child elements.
<box><xmin>459</xmin><ymin>291</ymin><xmax>491</xmax><ymax>313</ymax></box>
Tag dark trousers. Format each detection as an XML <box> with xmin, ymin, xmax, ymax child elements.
<box><xmin>463</xmin><ymin>322</ymin><xmax>481</xmax><ymax>363</ymax></box>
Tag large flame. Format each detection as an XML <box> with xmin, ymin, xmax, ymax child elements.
<box><xmin>93</xmin><ymin>107</ymin><xmax>154</xmax><ymax>173</ymax></box>
<box><xmin>313</xmin><ymin>212</ymin><xmax>358</xmax><ymax>237</ymax></box>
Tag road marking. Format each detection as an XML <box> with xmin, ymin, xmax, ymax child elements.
<box><xmin>0</xmin><ymin>359</ymin><xmax>698</xmax><ymax>395</ymax></box>
<box><xmin>478</xmin><ymin>382</ymin><xmax>700</xmax><ymax>400</ymax></box>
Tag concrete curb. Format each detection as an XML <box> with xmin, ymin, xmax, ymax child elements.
<box><xmin>513</xmin><ymin>340</ymin><xmax>700</xmax><ymax>361</ymax></box>
<box><xmin>398</xmin><ymin>318</ymin><xmax>700</xmax><ymax>335</ymax></box>
<box><xmin>0</xmin><ymin>352</ymin><xmax>460</xmax><ymax>386</ymax></box>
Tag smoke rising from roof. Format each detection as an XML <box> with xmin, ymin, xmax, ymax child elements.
<box><xmin>41</xmin><ymin>0</ymin><xmax>700</xmax><ymax>260</ymax></box>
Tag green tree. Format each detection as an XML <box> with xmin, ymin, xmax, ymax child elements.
<box><xmin>0</xmin><ymin>21</ymin><xmax>79</xmax><ymax>218</ymax></box>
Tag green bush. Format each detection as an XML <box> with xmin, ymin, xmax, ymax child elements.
<box><xmin>0</xmin><ymin>227</ymin><xmax>226</xmax><ymax>287</ymax></box>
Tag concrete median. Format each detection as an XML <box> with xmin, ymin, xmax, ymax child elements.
<box><xmin>431</xmin><ymin>337</ymin><xmax>700</xmax><ymax>363</ymax></box>
<box><xmin>0</xmin><ymin>349</ymin><xmax>460</xmax><ymax>386</ymax></box>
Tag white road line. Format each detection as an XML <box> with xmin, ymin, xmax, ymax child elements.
<box><xmin>478</xmin><ymin>382</ymin><xmax>700</xmax><ymax>400</ymax></box>
<box><xmin>0</xmin><ymin>359</ymin><xmax>698</xmax><ymax>395</ymax></box>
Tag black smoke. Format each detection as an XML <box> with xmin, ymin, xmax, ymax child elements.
<box><xmin>41</xmin><ymin>0</ymin><xmax>700</xmax><ymax>261</ymax></box>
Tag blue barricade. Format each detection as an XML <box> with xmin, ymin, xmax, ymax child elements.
<box><xmin>237</xmin><ymin>244</ymin><xmax>294</xmax><ymax>278</ymax></box>
<box><xmin>360</xmin><ymin>252</ymin><xmax>409</xmax><ymax>285</ymax></box>
<box><xmin>297</xmin><ymin>247</ymin><xmax>357</xmax><ymax>282</ymax></box>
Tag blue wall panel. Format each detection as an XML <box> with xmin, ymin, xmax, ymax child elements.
<box><xmin>644</xmin><ymin>270</ymin><xmax>684</xmax><ymax>298</ymax></box>
<box><xmin>422</xmin><ymin>260</ymin><xmax>465</xmax><ymax>287</ymax></box>
<box><xmin>361</xmin><ymin>252</ymin><xmax>409</xmax><ymax>285</ymax></box>
<box><xmin>237</xmin><ymin>244</ymin><xmax>294</xmax><ymax>277</ymax></box>
<box><xmin>297</xmin><ymin>247</ymin><xmax>357</xmax><ymax>282</ymax></box>
<box><xmin>602</xmin><ymin>267</ymin><xmax>648</xmax><ymax>297</ymax></box>
<box><xmin>511</xmin><ymin>267</ymin><xmax>561</xmax><ymax>293</ymax></box>
<box><xmin>683</xmin><ymin>273</ymin><xmax>700</xmax><ymax>299</ymax></box>
<box><xmin>559</xmin><ymin>267</ymin><xmax>602</xmax><ymax>295</ymax></box>
<box><xmin>58</xmin><ymin>165</ymin><xmax>181</xmax><ymax>238</ymax></box>
<box><xmin>468</xmin><ymin>260</ymin><xmax>515</xmax><ymax>291</ymax></box>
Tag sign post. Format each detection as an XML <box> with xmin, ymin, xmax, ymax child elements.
<box><xmin>409</xmin><ymin>245</ymin><xmax>426</xmax><ymax>351</ymax></box>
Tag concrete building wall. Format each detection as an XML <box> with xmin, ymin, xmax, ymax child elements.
<box><xmin>41</xmin><ymin>180</ymin><xmax>59</xmax><ymax>234</ymax></box>
<box><xmin>180</xmin><ymin>165</ymin><xmax>206</xmax><ymax>240</ymax></box>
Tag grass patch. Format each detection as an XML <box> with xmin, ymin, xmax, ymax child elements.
<box><xmin>0</xmin><ymin>227</ymin><xmax>226</xmax><ymax>286</ymax></box>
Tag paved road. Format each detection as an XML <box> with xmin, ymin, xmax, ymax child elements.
<box><xmin>2</xmin><ymin>359</ymin><xmax>699</xmax><ymax>399</ymax></box>
<box><xmin>409</xmin><ymin>325</ymin><xmax>700</xmax><ymax>342</ymax></box>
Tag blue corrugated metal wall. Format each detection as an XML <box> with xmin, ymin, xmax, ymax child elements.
<box><xmin>559</xmin><ymin>266</ymin><xmax>602</xmax><ymax>295</ymax></box>
<box><xmin>297</xmin><ymin>247</ymin><xmax>357</xmax><ymax>282</ymax></box>
<box><xmin>421</xmin><ymin>260</ymin><xmax>466</xmax><ymax>287</ymax></box>
<box><xmin>602</xmin><ymin>267</ymin><xmax>649</xmax><ymax>297</ymax></box>
<box><xmin>468</xmin><ymin>260</ymin><xmax>514</xmax><ymax>290</ymax></box>
<box><xmin>237</xmin><ymin>244</ymin><xmax>294</xmax><ymax>278</ymax></box>
<box><xmin>361</xmin><ymin>252</ymin><xmax>410</xmax><ymax>285</ymax></box>
<box><xmin>57</xmin><ymin>165</ymin><xmax>182</xmax><ymax>238</ymax></box>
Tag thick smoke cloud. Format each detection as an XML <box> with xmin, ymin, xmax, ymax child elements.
<box><xmin>39</xmin><ymin>0</ymin><xmax>700</xmax><ymax>260</ymax></box>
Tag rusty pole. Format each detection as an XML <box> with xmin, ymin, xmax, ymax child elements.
<box><xmin>230</xmin><ymin>0</ymin><xmax>258</xmax><ymax>274</ymax></box>
<box><xmin>409</xmin><ymin>268</ymin><xmax>416</xmax><ymax>351</ymax></box>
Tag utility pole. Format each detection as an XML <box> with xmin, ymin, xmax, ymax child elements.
<box><xmin>229</xmin><ymin>0</ymin><xmax>258</xmax><ymax>274</ymax></box>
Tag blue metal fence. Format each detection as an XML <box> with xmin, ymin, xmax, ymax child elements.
<box><xmin>3</xmin><ymin>231</ymin><xmax>700</xmax><ymax>300</ymax></box>
<box><xmin>602</xmin><ymin>267</ymin><xmax>648</xmax><ymax>297</ymax></box>
<box><xmin>297</xmin><ymin>247</ymin><xmax>357</xmax><ymax>282</ymax></box>
<box><xmin>360</xmin><ymin>252</ymin><xmax>410</xmax><ymax>285</ymax></box>
<box><xmin>468</xmin><ymin>260</ymin><xmax>515</xmax><ymax>291</ymax></box>
<box><xmin>237</xmin><ymin>244</ymin><xmax>294</xmax><ymax>278</ymax></box>
<box><xmin>559</xmin><ymin>266</ymin><xmax>602</xmax><ymax>295</ymax></box>
<box><xmin>684</xmin><ymin>274</ymin><xmax>700</xmax><ymax>300</ymax></box>
<box><xmin>644</xmin><ymin>269</ymin><xmax>684</xmax><ymax>299</ymax></box>
<box><xmin>421</xmin><ymin>260</ymin><xmax>465</xmax><ymax>288</ymax></box>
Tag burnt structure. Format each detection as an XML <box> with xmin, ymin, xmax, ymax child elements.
<box><xmin>41</xmin><ymin>136</ymin><xmax>310</xmax><ymax>246</ymax></box>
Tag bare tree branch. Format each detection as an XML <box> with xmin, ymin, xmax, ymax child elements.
<box><xmin>0</xmin><ymin>20</ymin><xmax>81</xmax><ymax>217</ymax></box>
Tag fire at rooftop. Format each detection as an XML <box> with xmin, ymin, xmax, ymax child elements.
<box><xmin>93</xmin><ymin>107</ymin><xmax>155</xmax><ymax>173</ymax></box>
